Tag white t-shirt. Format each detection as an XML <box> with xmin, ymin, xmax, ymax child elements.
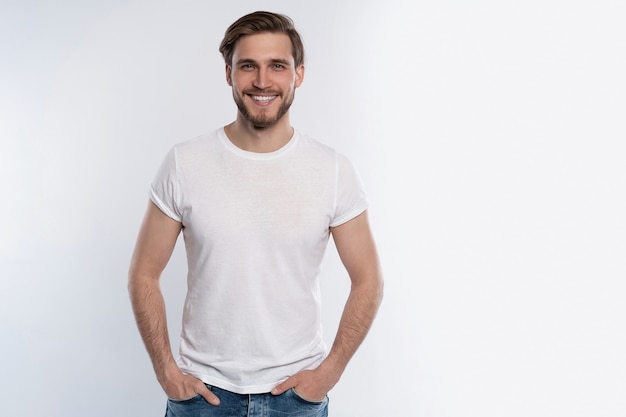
<box><xmin>150</xmin><ymin>128</ymin><xmax>368</xmax><ymax>394</ymax></box>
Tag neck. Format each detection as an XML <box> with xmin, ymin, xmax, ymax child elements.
<box><xmin>224</xmin><ymin>114</ymin><xmax>294</xmax><ymax>153</ymax></box>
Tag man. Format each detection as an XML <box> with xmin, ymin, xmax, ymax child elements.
<box><xmin>128</xmin><ymin>11</ymin><xmax>383</xmax><ymax>417</ymax></box>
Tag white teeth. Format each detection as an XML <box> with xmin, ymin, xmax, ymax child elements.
<box><xmin>252</xmin><ymin>95</ymin><xmax>276</xmax><ymax>102</ymax></box>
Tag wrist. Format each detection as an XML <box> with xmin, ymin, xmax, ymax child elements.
<box><xmin>317</xmin><ymin>356</ymin><xmax>344</xmax><ymax>385</ymax></box>
<box><xmin>156</xmin><ymin>360</ymin><xmax>182</xmax><ymax>386</ymax></box>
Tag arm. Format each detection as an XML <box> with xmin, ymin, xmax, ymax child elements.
<box><xmin>272</xmin><ymin>210</ymin><xmax>384</xmax><ymax>400</ymax></box>
<box><xmin>128</xmin><ymin>201</ymin><xmax>220</xmax><ymax>405</ymax></box>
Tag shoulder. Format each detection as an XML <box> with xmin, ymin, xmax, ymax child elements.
<box><xmin>162</xmin><ymin>129</ymin><xmax>224</xmax><ymax>170</ymax></box>
<box><xmin>295</xmin><ymin>131</ymin><xmax>360</xmax><ymax>174</ymax></box>
<box><xmin>296</xmin><ymin>131</ymin><xmax>342</xmax><ymax>159</ymax></box>
<box><xmin>171</xmin><ymin>129</ymin><xmax>220</xmax><ymax>155</ymax></box>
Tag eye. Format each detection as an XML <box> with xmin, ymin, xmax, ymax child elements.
<box><xmin>240</xmin><ymin>64</ymin><xmax>255</xmax><ymax>70</ymax></box>
<box><xmin>273</xmin><ymin>63</ymin><xmax>285</xmax><ymax>70</ymax></box>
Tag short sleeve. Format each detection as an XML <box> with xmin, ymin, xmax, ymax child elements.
<box><xmin>330</xmin><ymin>154</ymin><xmax>369</xmax><ymax>227</ymax></box>
<box><xmin>149</xmin><ymin>147</ymin><xmax>183</xmax><ymax>222</ymax></box>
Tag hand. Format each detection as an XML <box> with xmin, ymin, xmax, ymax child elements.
<box><xmin>271</xmin><ymin>368</ymin><xmax>337</xmax><ymax>402</ymax></box>
<box><xmin>160</xmin><ymin>368</ymin><xmax>220</xmax><ymax>406</ymax></box>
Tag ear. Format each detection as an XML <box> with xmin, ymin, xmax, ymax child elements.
<box><xmin>225</xmin><ymin>64</ymin><xmax>233</xmax><ymax>86</ymax></box>
<box><xmin>295</xmin><ymin>65</ymin><xmax>305</xmax><ymax>88</ymax></box>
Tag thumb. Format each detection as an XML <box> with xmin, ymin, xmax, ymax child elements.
<box><xmin>197</xmin><ymin>383</ymin><xmax>221</xmax><ymax>406</ymax></box>
<box><xmin>271</xmin><ymin>376</ymin><xmax>297</xmax><ymax>396</ymax></box>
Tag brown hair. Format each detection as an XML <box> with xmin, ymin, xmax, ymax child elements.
<box><xmin>219</xmin><ymin>11</ymin><xmax>305</xmax><ymax>67</ymax></box>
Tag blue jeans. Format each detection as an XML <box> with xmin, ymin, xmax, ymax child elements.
<box><xmin>165</xmin><ymin>385</ymin><xmax>329</xmax><ymax>417</ymax></box>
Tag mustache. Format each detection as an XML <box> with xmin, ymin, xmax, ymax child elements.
<box><xmin>244</xmin><ymin>88</ymin><xmax>280</xmax><ymax>95</ymax></box>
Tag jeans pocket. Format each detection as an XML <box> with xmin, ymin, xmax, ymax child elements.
<box><xmin>167</xmin><ymin>394</ymin><xmax>202</xmax><ymax>403</ymax></box>
<box><xmin>290</xmin><ymin>388</ymin><xmax>327</xmax><ymax>405</ymax></box>
<box><xmin>167</xmin><ymin>384</ymin><xmax>213</xmax><ymax>403</ymax></box>
<box><xmin>165</xmin><ymin>387</ymin><xmax>216</xmax><ymax>417</ymax></box>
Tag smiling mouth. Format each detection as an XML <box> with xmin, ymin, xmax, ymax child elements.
<box><xmin>250</xmin><ymin>95</ymin><xmax>277</xmax><ymax>102</ymax></box>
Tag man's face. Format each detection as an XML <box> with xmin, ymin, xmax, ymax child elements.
<box><xmin>226</xmin><ymin>32</ymin><xmax>304</xmax><ymax>129</ymax></box>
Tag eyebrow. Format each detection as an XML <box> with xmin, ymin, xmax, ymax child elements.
<box><xmin>235</xmin><ymin>58</ymin><xmax>292</xmax><ymax>66</ymax></box>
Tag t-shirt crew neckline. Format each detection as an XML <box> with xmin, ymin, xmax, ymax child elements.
<box><xmin>218</xmin><ymin>127</ymin><xmax>300</xmax><ymax>160</ymax></box>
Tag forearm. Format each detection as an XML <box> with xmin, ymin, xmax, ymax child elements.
<box><xmin>270</xmin><ymin>276</ymin><xmax>383</xmax><ymax>400</ymax></box>
<box><xmin>321</xmin><ymin>276</ymin><xmax>384</xmax><ymax>380</ymax></box>
<box><xmin>128</xmin><ymin>273</ymin><xmax>178</xmax><ymax>383</ymax></box>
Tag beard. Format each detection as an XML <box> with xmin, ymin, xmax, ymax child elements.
<box><xmin>233</xmin><ymin>88</ymin><xmax>295</xmax><ymax>130</ymax></box>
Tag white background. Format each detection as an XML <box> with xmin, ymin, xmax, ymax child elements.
<box><xmin>1</xmin><ymin>1</ymin><xmax>625</xmax><ymax>416</ymax></box>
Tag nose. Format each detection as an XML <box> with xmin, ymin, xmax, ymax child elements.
<box><xmin>253</xmin><ymin>68</ymin><xmax>271</xmax><ymax>90</ymax></box>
